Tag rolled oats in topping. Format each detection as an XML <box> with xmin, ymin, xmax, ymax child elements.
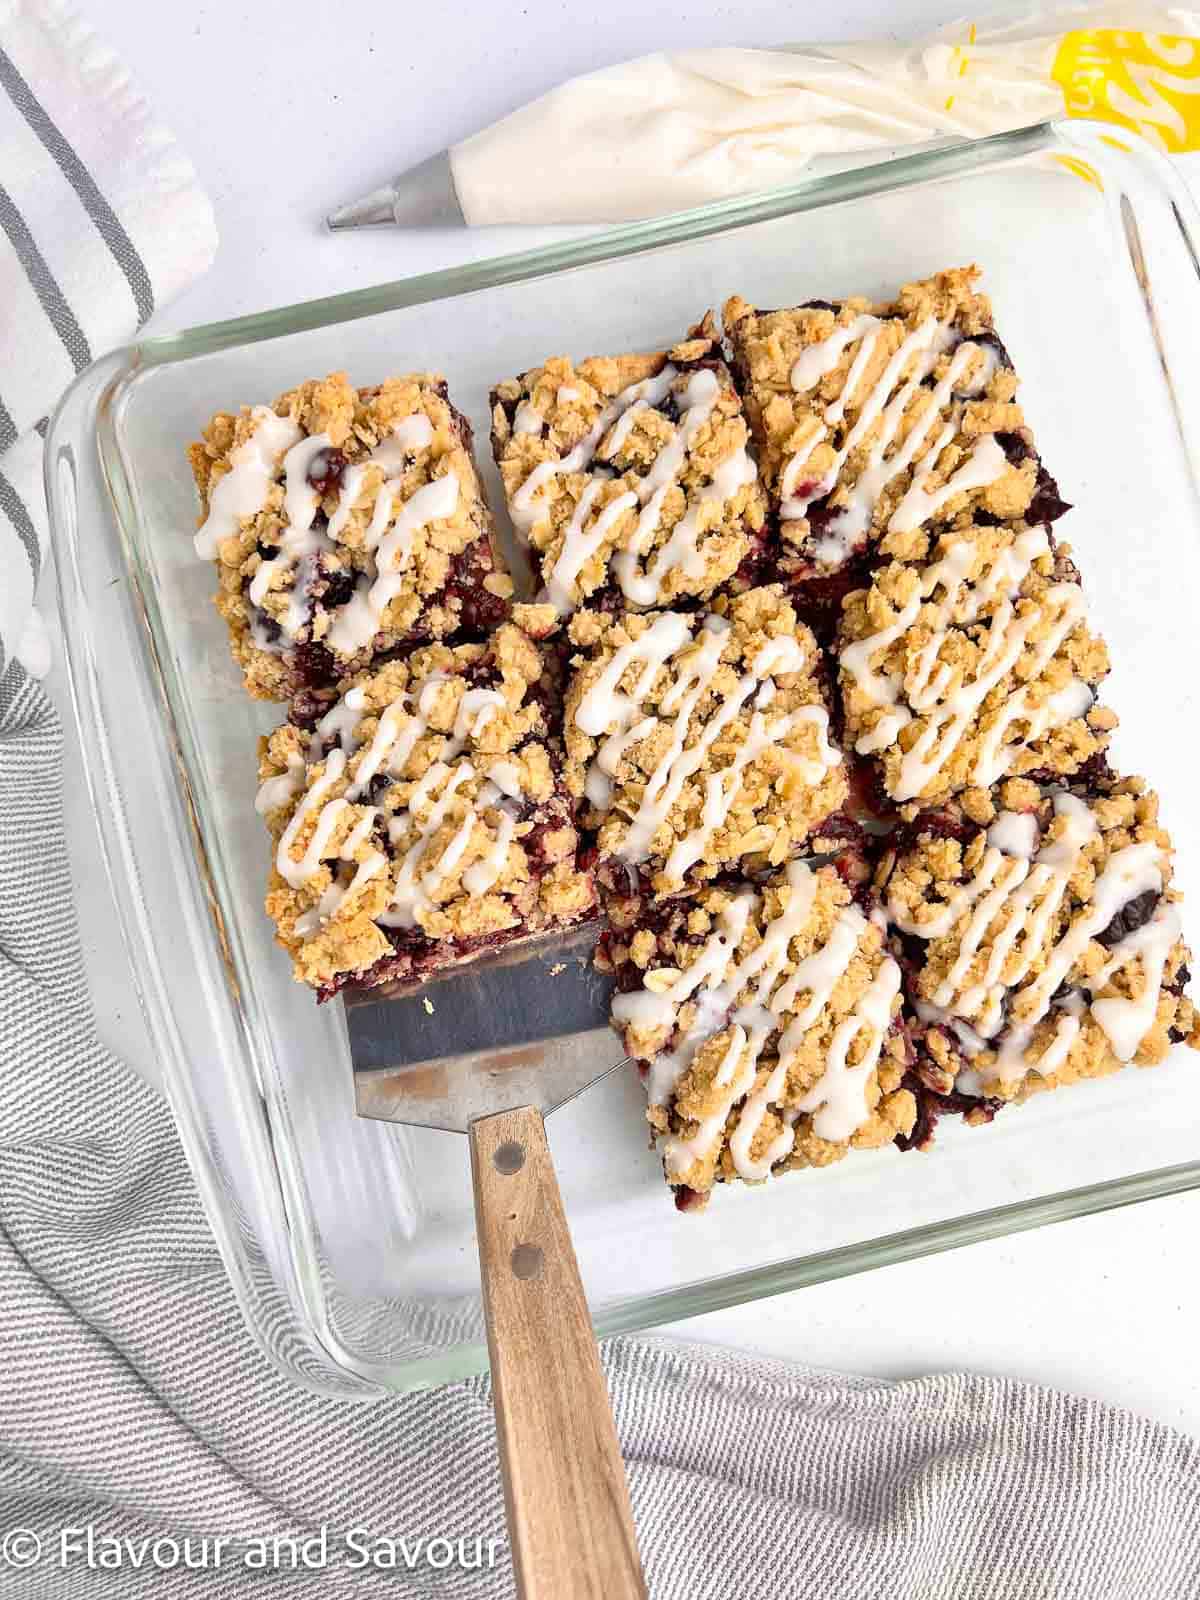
<box><xmin>563</xmin><ymin>585</ymin><xmax>849</xmax><ymax>897</ymax></box>
<box><xmin>490</xmin><ymin>319</ymin><xmax>767</xmax><ymax>617</ymax></box>
<box><xmin>258</xmin><ymin>623</ymin><xmax>595</xmax><ymax>997</ymax></box>
<box><xmin>881</xmin><ymin>776</ymin><xmax>1200</xmax><ymax>1104</ymax></box>
<box><xmin>724</xmin><ymin>267</ymin><xmax>1067</xmax><ymax>579</ymax></box>
<box><xmin>189</xmin><ymin>372</ymin><xmax>508</xmax><ymax>701</ymax></box>
<box><xmin>837</xmin><ymin>519</ymin><xmax>1114</xmax><ymax>814</ymax></box>
<box><xmin>604</xmin><ymin>861</ymin><xmax>914</xmax><ymax>1203</ymax></box>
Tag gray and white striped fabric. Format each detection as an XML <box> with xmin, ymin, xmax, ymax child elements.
<box><xmin>0</xmin><ymin>0</ymin><xmax>215</xmax><ymax>673</ymax></box>
<box><xmin>3</xmin><ymin>668</ymin><xmax>1200</xmax><ymax>1597</ymax></box>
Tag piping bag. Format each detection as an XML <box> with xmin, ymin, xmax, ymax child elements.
<box><xmin>328</xmin><ymin>2</ymin><xmax>1200</xmax><ymax>230</ymax></box>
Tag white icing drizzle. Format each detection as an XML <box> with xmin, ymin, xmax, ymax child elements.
<box><xmin>612</xmin><ymin>862</ymin><xmax>898</xmax><ymax>1180</ymax></box>
<box><xmin>194</xmin><ymin>407</ymin><xmax>302</xmax><ymax>560</ymax></box>
<box><xmin>518</xmin><ymin>364</ymin><xmax>758</xmax><ymax>612</ymax></box>
<box><xmin>545</xmin><ymin>481</ymin><xmax>638</xmax><ymax>614</ymax></box>
<box><xmin>370</xmin><ymin>413</ymin><xmax>434</xmax><ymax>474</ymax></box>
<box><xmin>486</xmin><ymin>760</ymin><xmax>523</xmax><ymax>799</ymax></box>
<box><xmin>573</xmin><ymin>612</ymin><xmax>839</xmax><ymax>878</ymax></box>
<box><xmin>793</xmin><ymin>959</ymin><xmax>902</xmax><ymax>1144</ymax></box>
<box><xmin>888</xmin><ymin>434</ymin><xmax>1008</xmax><ymax>536</ymax></box>
<box><xmin>513</xmin><ymin>401</ymin><xmax>545</xmax><ymax>436</ymax></box>
<box><xmin>326</xmin><ymin>473</ymin><xmax>460</xmax><ymax>655</ymax></box>
<box><xmin>779</xmin><ymin>317</ymin><xmax>1005</xmax><ymax>560</ymax></box>
<box><xmin>511</xmin><ymin>366</ymin><xmax>677</xmax><ymax>533</ymax></box>
<box><xmin>462</xmin><ymin>809</ymin><xmax>517</xmax><ymax>896</ymax></box>
<box><xmin>790</xmin><ymin>314</ymin><xmax>880</xmax><ymax>396</ymax></box>
<box><xmin>255</xmin><ymin>751</ymin><xmax>306</xmax><ymax>816</ymax></box>
<box><xmin>272</xmin><ymin>672</ymin><xmax>525</xmax><ymax>936</ymax></box>
<box><xmin>293</xmin><ymin>810</ymin><xmax>385</xmax><ymax>937</ymax></box>
<box><xmin>840</xmin><ymin>525</ymin><xmax>1089</xmax><ymax>801</ymax></box>
<box><xmin>892</xmin><ymin>791</ymin><xmax>1178</xmax><ymax>1085</ymax></box>
<box><xmin>987</xmin><ymin>810</ymin><xmax>1040</xmax><ymax>859</ymax></box>
<box><xmin>246</xmin><ymin>434</ymin><xmax>338</xmax><ymax>639</ymax></box>
<box><xmin>275</xmin><ymin>750</ymin><xmax>350</xmax><ymax>890</ymax></box>
<box><xmin>327</xmin><ymin>414</ymin><xmax>437</xmax><ymax>543</ymax></box>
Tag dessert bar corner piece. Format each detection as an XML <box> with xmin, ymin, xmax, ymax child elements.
<box><xmin>189</xmin><ymin>372</ymin><xmax>512</xmax><ymax>701</ymax></box>
<box><xmin>600</xmin><ymin>858</ymin><xmax>916</xmax><ymax>1209</ymax></box>
<box><xmin>880</xmin><ymin>774</ymin><xmax>1200</xmax><ymax>1129</ymax></box>
<box><xmin>256</xmin><ymin>616</ymin><xmax>596</xmax><ymax>999</ymax></box>
<box><xmin>489</xmin><ymin>317</ymin><xmax>768</xmax><ymax>618</ymax></box>
<box><xmin>723</xmin><ymin>267</ymin><xmax>1069</xmax><ymax>584</ymax></box>
<box><xmin>563</xmin><ymin>584</ymin><xmax>854</xmax><ymax>900</ymax></box>
<box><xmin>837</xmin><ymin>518</ymin><xmax>1116</xmax><ymax>816</ymax></box>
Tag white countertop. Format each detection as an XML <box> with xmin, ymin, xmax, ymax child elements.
<box><xmin>58</xmin><ymin>0</ymin><xmax>1199</xmax><ymax>1433</ymax></box>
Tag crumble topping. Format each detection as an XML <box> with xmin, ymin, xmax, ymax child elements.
<box><xmin>602</xmin><ymin>861</ymin><xmax>914</xmax><ymax>1199</ymax></box>
<box><xmin>258</xmin><ymin>623</ymin><xmax>595</xmax><ymax>994</ymax></box>
<box><xmin>189</xmin><ymin>372</ymin><xmax>509</xmax><ymax>700</ymax></box>
<box><xmin>881</xmin><ymin>776</ymin><xmax>1200</xmax><ymax>1101</ymax></box>
<box><xmin>723</xmin><ymin>267</ymin><xmax>1067</xmax><ymax>577</ymax></box>
<box><xmin>562</xmin><ymin>585</ymin><xmax>849</xmax><ymax>896</ymax></box>
<box><xmin>490</xmin><ymin>319</ymin><xmax>767</xmax><ymax>616</ymax></box>
<box><xmin>837</xmin><ymin>520</ymin><xmax>1114</xmax><ymax>813</ymax></box>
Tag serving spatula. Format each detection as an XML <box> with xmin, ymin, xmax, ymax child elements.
<box><xmin>345</xmin><ymin>926</ymin><xmax>646</xmax><ymax>1600</ymax></box>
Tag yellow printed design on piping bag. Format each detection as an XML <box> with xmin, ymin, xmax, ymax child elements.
<box><xmin>1053</xmin><ymin>31</ymin><xmax>1200</xmax><ymax>152</ymax></box>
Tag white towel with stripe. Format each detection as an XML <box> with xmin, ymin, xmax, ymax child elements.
<box><xmin>0</xmin><ymin>0</ymin><xmax>216</xmax><ymax>676</ymax></box>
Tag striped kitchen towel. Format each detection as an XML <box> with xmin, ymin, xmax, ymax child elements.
<box><xmin>0</xmin><ymin>0</ymin><xmax>216</xmax><ymax>674</ymax></box>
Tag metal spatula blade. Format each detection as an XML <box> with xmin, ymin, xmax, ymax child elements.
<box><xmin>342</xmin><ymin>925</ymin><xmax>646</xmax><ymax>1600</ymax></box>
<box><xmin>345</xmin><ymin>924</ymin><xmax>619</xmax><ymax>1130</ymax></box>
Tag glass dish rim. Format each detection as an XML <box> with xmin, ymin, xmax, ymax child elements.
<box><xmin>45</xmin><ymin>115</ymin><xmax>1200</xmax><ymax>1398</ymax></box>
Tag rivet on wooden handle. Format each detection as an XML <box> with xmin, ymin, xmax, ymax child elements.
<box><xmin>470</xmin><ymin>1105</ymin><xmax>647</xmax><ymax>1600</ymax></box>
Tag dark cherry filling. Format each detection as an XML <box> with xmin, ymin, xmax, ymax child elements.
<box><xmin>890</xmin><ymin>810</ymin><xmax>980</xmax><ymax>855</ymax></box>
<box><xmin>1026</xmin><ymin>749</ymin><xmax>1113</xmax><ymax>790</ymax></box>
<box><xmin>307</xmin><ymin>447</ymin><xmax>348</xmax><ymax>496</ymax></box>
<box><xmin>318</xmin><ymin>567</ymin><xmax>358</xmax><ymax>611</ymax></box>
<box><xmin>252</xmin><ymin>612</ymin><xmax>283</xmax><ymax>646</ymax></box>
<box><xmin>968</xmin><ymin>330</ymin><xmax>1014</xmax><ymax>372</ymax></box>
<box><xmin>894</xmin><ymin>1066</ymin><xmax>1003</xmax><ymax>1153</ymax></box>
<box><xmin>992</xmin><ymin>432</ymin><xmax>1071</xmax><ymax>525</ymax></box>
<box><xmin>673</xmin><ymin>1185</ymin><xmax>707</xmax><ymax>1212</ymax></box>
<box><xmin>1096</xmin><ymin>889</ymin><xmax>1161</xmax><ymax>948</ymax></box>
<box><xmin>843</xmin><ymin>756</ymin><xmax>897</xmax><ymax>827</ymax></box>
<box><xmin>443</xmin><ymin>540</ymin><xmax>510</xmax><ymax>634</ymax></box>
<box><xmin>1025</xmin><ymin>468</ymin><xmax>1071</xmax><ymax>526</ymax></box>
<box><xmin>784</xmin><ymin>562</ymin><xmax>869</xmax><ymax>649</ymax></box>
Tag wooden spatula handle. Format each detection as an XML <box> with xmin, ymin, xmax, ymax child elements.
<box><xmin>469</xmin><ymin>1105</ymin><xmax>647</xmax><ymax>1600</ymax></box>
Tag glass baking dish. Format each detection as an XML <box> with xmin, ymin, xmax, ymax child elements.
<box><xmin>47</xmin><ymin>119</ymin><xmax>1200</xmax><ymax>1400</ymax></box>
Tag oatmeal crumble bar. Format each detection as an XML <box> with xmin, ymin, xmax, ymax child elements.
<box><xmin>723</xmin><ymin>268</ymin><xmax>1068</xmax><ymax>584</ymax></box>
<box><xmin>490</xmin><ymin>318</ymin><xmax>768</xmax><ymax>617</ymax></box>
<box><xmin>837</xmin><ymin>519</ymin><xmax>1115</xmax><ymax>815</ymax></box>
<box><xmin>190</xmin><ymin>372</ymin><xmax>511</xmax><ymax>700</ymax></box>
<box><xmin>562</xmin><ymin>585</ymin><xmax>851</xmax><ymax>898</ymax></box>
<box><xmin>879</xmin><ymin>775</ymin><xmax>1200</xmax><ymax>1122</ymax></box>
<box><xmin>257</xmin><ymin>619</ymin><xmax>596</xmax><ymax>998</ymax></box>
<box><xmin>599</xmin><ymin>859</ymin><xmax>915</xmax><ymax>1208</ymax></box>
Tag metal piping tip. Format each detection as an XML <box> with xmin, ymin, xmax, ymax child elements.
<box><xmin>325</xmin><ymin>151</ymin><xmax>466</xmax><ymax>231</ymax></box>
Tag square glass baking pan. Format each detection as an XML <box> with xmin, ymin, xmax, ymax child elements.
<box><xmin>47</xmin><ymin>119</ymin><xmax>1200</xmax><ymax>1400</ymax></box>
